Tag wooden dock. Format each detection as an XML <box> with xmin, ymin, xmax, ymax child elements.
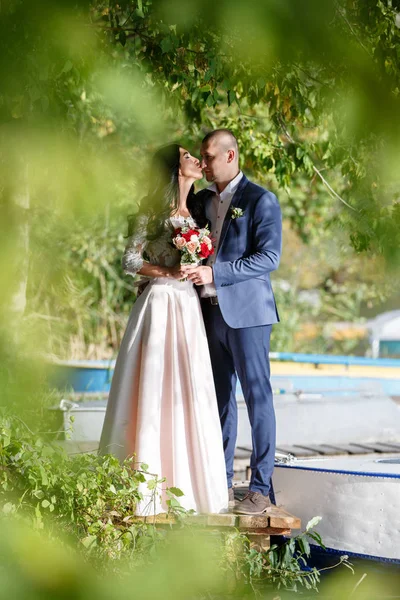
<box><xmin>131</xmin><ymin>505</ymin><xmax>301</xmax><ymax>552</ymax></box>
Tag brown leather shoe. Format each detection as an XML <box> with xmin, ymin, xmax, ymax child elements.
<box><xmin>233</xmin><ymin>491</ymin><xmax>271</xmax><ymax>515</ymax></box>
<box><xmin>228</xmin><ymin>487</ymin><xmax>235</xmax><ymax>508</ymax></box>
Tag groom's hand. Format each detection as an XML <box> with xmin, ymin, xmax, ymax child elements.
<box><xmin>182</xmin><ymin>265</ymin><xmax>213</xmax><ymax>285</ymax></box>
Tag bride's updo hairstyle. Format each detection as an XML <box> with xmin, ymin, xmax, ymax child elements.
<box><xmin>127</xmin><ymin>144</ymin><xmax>206</xmax><ymax>239</ymax></box>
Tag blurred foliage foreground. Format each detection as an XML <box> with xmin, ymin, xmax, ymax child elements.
<box><xmin>1</xmin><ymin>0</ymin><xmax>400</xmax><ymax>359</ymax></box>
<box><xmin>2</xmin><ymin>414</ymin><xmax>400</xmax><ymax>599</ymax></box>
<box><xmin>0</xmin><ymin>413</ymin><xmax>357</xmax><ymax>598</ymax></box>
<box><xmin>1</xmin><ymin>3</ymin><xmax>400</xmax><ymax>597</ymax></box>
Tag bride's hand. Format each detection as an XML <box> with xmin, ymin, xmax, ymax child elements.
<box><xmin>167</xmin><ymin>264</ymin><xmax>186</xmax><ymax>279</ymax></box>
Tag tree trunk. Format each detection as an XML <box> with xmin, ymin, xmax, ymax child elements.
<box><xmin>10</xmin><ymin>181</ymin><xmax>30</xmax><ymax>316</ymax></box>
<box><xmin>2</xmin><ymin>164</ymin><xmax>31</xmax><ymax>321</ymax></box>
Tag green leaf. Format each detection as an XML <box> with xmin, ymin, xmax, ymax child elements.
<box><xmin>303</xmin><ymin>154</ymin><xmax>314</xmax><ymax>174</ymax></box>
<box><xmin>35</xmin><ymin>504</ymin><xmax>42</xmax><ymax>520</ymax></box>
<box><xmin>228</xmin><ymin>90</ymin><xmax>236</xmax><ymax>106</ymax></box>
<box><xmin>221</xmin><ymin>79</ymin><xmax>230</xmax><ymax>91</ymax></box>
<box><xmin>281</xmin><ymin>543</ymin><xmax>293</xmax><ymax>567</ymax></box>
<box><xmin>166</xmin><ymin>497</ymin><xmax>180</xmax><ymax>507</ymax></box>
<box><xmin>206</xmin><ymin>92</ymin><xmax>214</xmax><ymax>107</ymax></box>
<box><xmin>39</xmin><ymin>466</ymin><xmax>48</xmax><ymax>486</ymax></box>
<box><xmin>62</xmin><ymin>60</ymin><xmax>73</xmax><ymax>73</ymax></box>
<box><xmin>288</xmin><ymin>537</ymin><xmax>296</xmax><ymax>553</ymax></box>
<box><xmin>168</xmin><ymin>486</ymin><xmax>184</xmax><ymax>497</ymax></box>
<box><xmin>109</xmin><ymin>484</ymin><xmax>117</xmax><ymax>494</ymax></box>
<box><xmin>160</xmin><ymin>38</ymin><xmax>173</xmax><ymax>54</ymax></box>
<box><xmin>307</xmin><ymin>531</ymin><xmax>326</xmax><ymax>550</ymax></box>
<box><xmin>41</xmin><ymin>499</ymin><xmax>50</xmax><ymax>508</ymax></box>
<box><xmin>297</xmin><ymin>535</ymin><xmax>311</xmax><ymax>556</ymax></box>
<box><xmin>1</xmin><ymin>434</ymin><xmax>10</xmax><ymax>447</ymax></box>
<box><xmin>81</xmin><ymin>535</ymin><xmax>97</xmax><ymax>549</ymax></box>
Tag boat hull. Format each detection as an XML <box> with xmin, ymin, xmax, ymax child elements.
<box><xmin>273</xmin><ymin>456</ymin><xmax>400</xmax><ymax>562</ymax></box>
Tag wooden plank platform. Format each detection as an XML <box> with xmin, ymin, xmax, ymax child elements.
<box><xmin>277</xmin><ymin>445</ymin><xmax>317</xmax><ymax>457</ymax></box>
<box><xmin>234</xmin><ymin>441</ymin><xmax>400</xmax><ymax>479</ymax></box>
<box><xmin>371</xmin><ymin>441</ymin><xmax>400</xmax><ymax>451</ymax></box>
<box><xmin>349</xmin><ymin>442</ymin><xmax>395</xmax><ymax>453</ymax></box>
<box><xmin>325</xmin><ymin>443</ymin><xmax>371</xmax><ymax>455</ymax></box>
<box><xmin>57</xmin><ymin>439</ymin><xmax>400</xmax><ymax>459</ymax></box>
<box><xmin>130</xmin><ymin>506</ymin><xmax>300</xmax><ymax>551</ymax></box>
<box><xmin>130</xmin><ymin>503</ymin><xmax>301</xmax><ymax>545</ymax></box>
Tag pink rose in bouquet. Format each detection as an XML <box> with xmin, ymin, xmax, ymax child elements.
<box><xmin>172</xmin><ymin>225</ymin><xmax>214</xmax><ymax>265</ymax></box>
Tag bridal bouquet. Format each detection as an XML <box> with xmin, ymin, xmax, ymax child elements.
<box><xmin>172</xmin><ymin>225</ymin><xmax>214</xmax><ymax>265</ymax></box>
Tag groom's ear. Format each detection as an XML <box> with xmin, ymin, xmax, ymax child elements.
<box><xmin>227</xmin><ymin>149</ymin><xmax>235</xmax><ymax>163</ymax></box>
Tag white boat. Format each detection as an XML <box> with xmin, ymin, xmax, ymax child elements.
<box><xmin>235</xmin><ymin>368</ymin><xmax>400</xmax><ymax>563</ymax></box>
<box><xmin>273</xmin><ymin>454</ymin><xmax>400</xmax><ymax>563</ymax></box>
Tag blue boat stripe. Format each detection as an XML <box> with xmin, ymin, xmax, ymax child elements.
<box><xmin>275</xmin><ymin>464</ymin><xmax>400</xmax><ymax>479</ymax></box>
<box><xmin>309</xmin><ymin>544</ymin><xmax>400</xmax><ymax>565</ymax></box>
<box><xmin>269</xmin><ymin>352</ymin><xmax>400</xmax><ymax>367</ymax></box>
<box><xmin>279</xmin><ymin>537</ymin><xmax>400</xmax><ymax>565</ymax></box>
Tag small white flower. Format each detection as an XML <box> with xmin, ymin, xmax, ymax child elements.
<box><xmin>231</xmin><ymin>207</ymin><xmax>244</xmax><ymax>219</ymax></box>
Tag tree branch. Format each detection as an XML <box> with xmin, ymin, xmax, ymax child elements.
<box><xmin>312</xmin><ymin>164</ymin><xmax>356</xmax><ymax>211</ymax></box>
<box><xmin>275</xmin><ymin>113</ymin><xmax>357</xmax><ymax>211</ymax></box>
<box><xmin>335</xmin><ymin>3</ymin><xmax>374</xmax><ymax>60</ymax></box>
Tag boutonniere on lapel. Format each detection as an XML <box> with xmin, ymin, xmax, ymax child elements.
<box><xmin>230</xmin><ymin>207</ymin><xmax>244</xmax><ymax>220</ymax></box>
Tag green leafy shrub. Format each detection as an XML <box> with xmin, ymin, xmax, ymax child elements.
<box><xmin>0</xmin><ymin>413</ymin><xmax>171</xmax><ymax>566</ymax></box>
<box><xmin>0</xmin><ymin>413</ymin><xmax>352</xmax><ymax>594</ymax></box>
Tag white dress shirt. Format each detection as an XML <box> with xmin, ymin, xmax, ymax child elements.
<box><xmin>201</xmin><ymin>171</ymin><xmax>244</xmax><ymax>298</ymax></box>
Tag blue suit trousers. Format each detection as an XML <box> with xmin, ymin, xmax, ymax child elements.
<box><xmin>202</xmin><ymin>301</ymin><xmax>275</xmax><ymax>496</ymax></box>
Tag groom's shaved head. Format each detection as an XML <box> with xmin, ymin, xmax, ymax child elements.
<box><xmin>202</xmin><ymin>129</ymin><xmax>239</xmax><ymax>156</ymax></box>
<box><xmin>200</xmin><ymin>129</ymin><xmax>240</xmax><ymax>189</ymax></box>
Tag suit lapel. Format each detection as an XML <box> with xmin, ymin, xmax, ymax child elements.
<box><xmin>202</xmin><ymin>189</ymin><xmax>214</xmax><ymax>221</ymax></box>
<box><xmin>217</xmin><ymin>175</ymin><xmax>249</xmax><ymax>255</ymax></box>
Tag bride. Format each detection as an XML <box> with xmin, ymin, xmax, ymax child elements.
<box><xmin>99</xmin><ymin>144</ymin><xmax>229</xmax><ymax>515</ymax></box>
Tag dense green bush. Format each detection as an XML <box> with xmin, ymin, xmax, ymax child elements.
<box><xmin>0</xmin><ymin>413</ymin><xmax>352</xmax><ymax>594</ymax></box>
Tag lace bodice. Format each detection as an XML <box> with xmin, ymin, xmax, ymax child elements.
<box><xmin>122</xmin><ymin>214</ymin><xmax>198</xmax><ymax>276</ymax></box>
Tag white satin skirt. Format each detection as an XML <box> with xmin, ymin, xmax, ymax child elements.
<box><xmin>99</xmin><ymin>277</ymin><xmax>228</xmax><ymax>515</ymax></box>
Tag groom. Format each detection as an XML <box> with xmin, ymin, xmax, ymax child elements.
<box><xmin>183</xmin><ymin>129</ymin><xmax>282</xmax><ymax>515</ymax></box>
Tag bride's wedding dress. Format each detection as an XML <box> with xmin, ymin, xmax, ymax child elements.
<box><xmin>99</xmin><ymin>215</ymin><xmax>228</xmax><ymax>515</ymax></box>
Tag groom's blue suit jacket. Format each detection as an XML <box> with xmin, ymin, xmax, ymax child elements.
<box><xmin>197</xmin><ymin>174</ymin><xmax>282</xmax><ymax>329</ymax></box>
